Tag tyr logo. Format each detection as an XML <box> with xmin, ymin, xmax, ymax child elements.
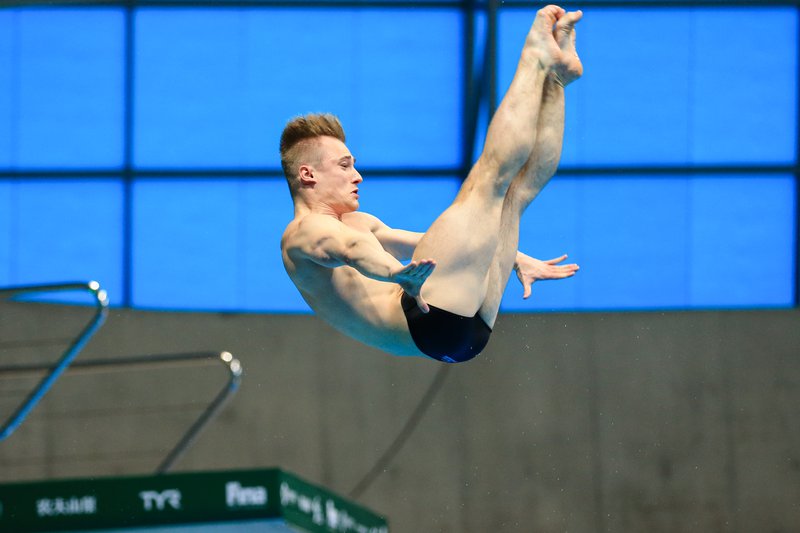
<box><xmin>139</xmin><ymin>490</ymin><xmax>182</xmax><ymax>511</ymax></box>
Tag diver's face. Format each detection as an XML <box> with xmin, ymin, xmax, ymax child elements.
<box><xmin>313</xmin><ymin>136</ymin><xmax>362</xmax><ymax>213</ymax></box>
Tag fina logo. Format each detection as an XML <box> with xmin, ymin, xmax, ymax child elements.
<box><xmin>226</xmin><ymin>481</ymin><xmax>268</xmax><ymax>509</ymax></box>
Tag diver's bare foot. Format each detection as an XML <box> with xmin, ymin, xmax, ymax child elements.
<box><xmin>524</xmin><ymin>5</ymin><xmax>565</xmax><ymax>67</ymax></box>
<box><xmin>552</xmin><ymin>10</ymin><xmax>583</xmax><ymax>86</ymax></box>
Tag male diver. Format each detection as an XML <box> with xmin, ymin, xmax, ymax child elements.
<box><xmin>280</xmin><ymin>5</ymin><xmax>583</xmax><ymax>363</ymax></box>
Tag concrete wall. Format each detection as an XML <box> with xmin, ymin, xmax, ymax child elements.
<box><xmin>1</xmin><ymin>301</ymin><xmax>799</xmax><ymax>532</ymax></box>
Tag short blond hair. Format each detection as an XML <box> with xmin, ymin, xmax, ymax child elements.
<box><xmin>280</xmin><ymin>113</ymin><xmax>346</xmax><ymax>196</ymax></box>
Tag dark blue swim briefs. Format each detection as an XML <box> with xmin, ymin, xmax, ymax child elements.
<box><xmin>400</xmin><ymin>291</ymin><xmax>492</xmax><ymax>364</ymax></box>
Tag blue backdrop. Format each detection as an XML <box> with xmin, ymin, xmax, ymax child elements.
<box><xmin>0</xmin><ymin>5</ymin><xmax>796</xmax><ymax>311</ymax></box>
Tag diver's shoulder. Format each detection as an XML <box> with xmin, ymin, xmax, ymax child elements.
<box><xmin>281</xmin><ymin>214</ymin><xmax>343</xmax><ymax>252</ymax></box>
<box><xmin>341</xmin><ymin>211</ymin><xmax>387</xmax><ymax>231</ymax></box>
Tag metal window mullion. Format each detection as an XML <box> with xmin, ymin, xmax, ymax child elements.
<box><xmin>123</xmin><ymin>1</ymin><xmax>135</xmax><ymax>308</ymax></box>
<box><xmin>487</xmin><ymin>0</ymin><xmax>498</xmax><ymax>117</ymax></box>
<box><xmin>795</xmin><ymin>5</ymin><xmax>800</xmax><ymax>307</ymax></box>
<box><xmin>462</xmin><ymin>0</ymin><xmax>476</xmax><ymax>179</ymax></box>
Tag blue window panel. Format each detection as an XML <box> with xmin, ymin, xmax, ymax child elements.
<box><xmin>0</xmin><ymin>179</ymin><xmax>124</xmax><ymax>304</ymax></box>
<box><xmin>503</xmin><ymin>177</ymin><xmax>691</xmax><ymax>311</ymax></box>
<box><xmin>574</xmin><ymin>9</ymin><xmax>692</xmax><ymax>166</ymax></box>
<box><xmin>0</xmin><ymin>9</ymin><xmax>124</xmax><ymax>169</ymax></box>
<box><xmin>499</xmin><ymin>9</ymin><xmax>692</xmax><ymax>166</ymax></box>
<box><xmin>133</xmin><ymin>179</ymin><xmax>241</xmax><ymax>310</ymax></box>
<box><xmin>575</xmin><ymin>178</ymin><xmax>691</xmax><ymax>309</ymax></box>
<box><xmin>500</xmin><ymin>177</ymin><xmax>583</xmax><ymax>311</ymax></box>
<box><xmin>692</xmin><ymin>9</ymin><xmax>797</xmax><ymax>164</ymax></box>
<box><xmin>358</xmin><ymin>177</ymin><xmax>461</xmax><ymax>233</ymax></box>
<box><xmin>498</xmin><ymin>8</ymin><xmax>796</xmax><ymax>167</ymax></box>
<box><xmin>239</xmin><ymin>179</ymin><xmax>304</xmax><ymax>312</ymax></box>
<box><xmin>133</xmin><ymin>178</ymin><xmax>308</xmax><ymax>311</ymax></box>
<box><xmin>0</xmin><ymin>14</ymin><xmax>14</xmax><ymax>168</ymax></box>
<box><xmin>505</xmin><ymin>175</ymin><xmax>795</xmax><ymax>311</ymax></box>
<box><xmin>135</xmin><ymin>9</ymin><xmax>463</xmax><ymax>169</ymax></box>
<box><xmin>689</xmin><ymin>176</ymin><xmax>795</xmax><ymax>307</ymax></box>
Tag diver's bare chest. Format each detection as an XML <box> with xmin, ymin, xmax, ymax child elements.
<box><xmin>340</xmin><ymin>214</ymin><xmax>379</xmax><ymax>242</ymax></box>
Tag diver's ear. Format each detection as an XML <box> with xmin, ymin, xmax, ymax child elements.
<box><xmin>298</xmin><ymin>164</ymin><xmax>316</xmax><ymax>187</ymax></box>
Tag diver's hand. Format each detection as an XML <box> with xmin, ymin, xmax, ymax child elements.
<box><xmin>515</xmin><ymin>254</ymin><xmax>579</xmax><ymax>299</ymax></box>
<box><xmin>392</xmin><ymin>259</ymin><xmax>436</xmax><ymax>313</ymax></box>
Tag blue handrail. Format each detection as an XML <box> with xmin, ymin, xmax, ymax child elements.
<box><xmin>0</xmin><ymin>281</ymin><xmax>108</xmax><ymax>441</ymax></box>
<box><xmin>0</xmin><ymin>350</ymin><xmax>243</xmax><ymax>473</ymax></box>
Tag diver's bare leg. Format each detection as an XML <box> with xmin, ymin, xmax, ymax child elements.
<box><xmin>479</xmin><ymin>76</ymin><xmax>565</xmax><ymax>327</ymax></box>
<box><xmin>411</xmin><ymin>5</ymin><xmax>563</xmax><ymax>317</ymax></box>
<box><xmin>479</xmin><ymin>11</ymin><xmax>582</xmax><ymax>327</ymax></box>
